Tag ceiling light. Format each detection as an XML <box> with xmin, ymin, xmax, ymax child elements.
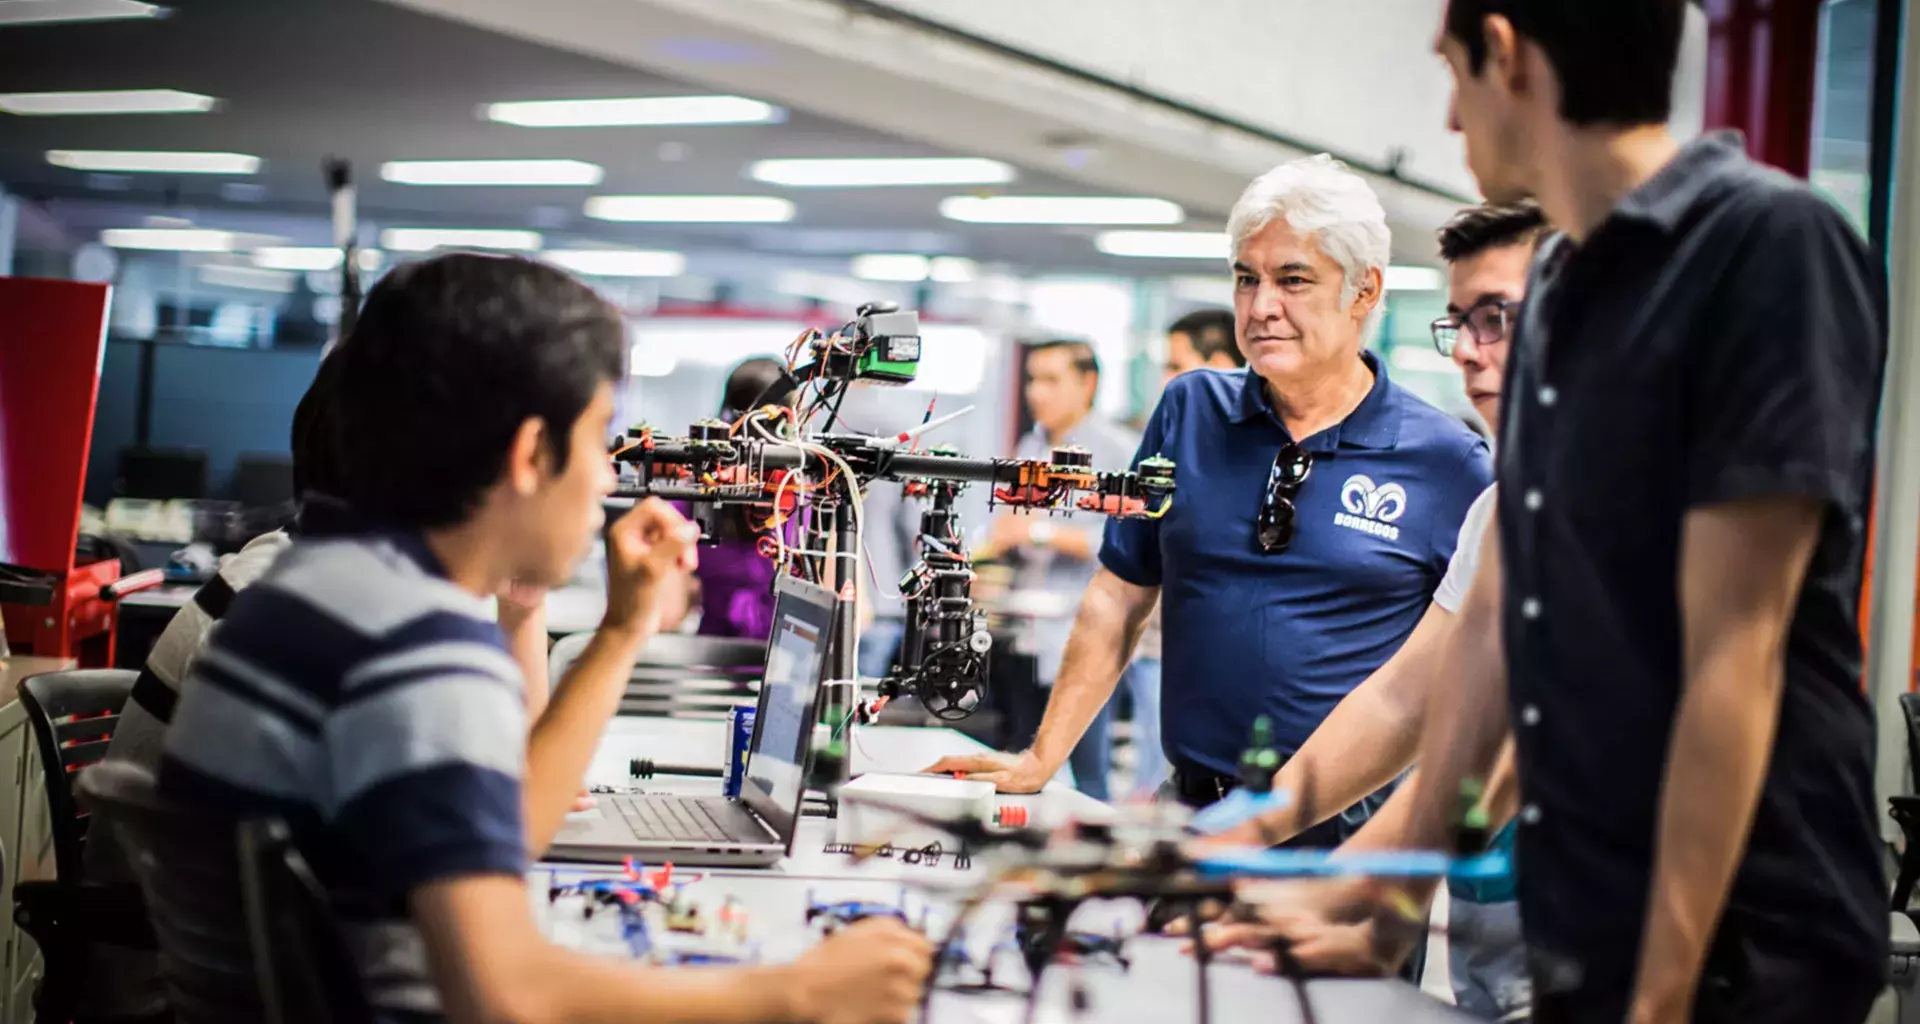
<box><xmin>929</xmin><ymin>256</ymin><xmax>978</xmax><ymax>283</ymax></box>
<box><xmin>940</xmin><ymin>195</ymin><xmax>1184</xmax><ymax>225</ymax></box>
<box><xmin>585</xmin><ymin>195</ymin><xmax>794</xmax><ymax>223</ymax></box>
<box><xmin>101</xmin><ymin>227</ymin><xmax>233</xmax><ymax>251</ymax></box>
<box><xmin>1385</xmin><ymin>266</ymin><xmax>1445</xmax><ymax>291</ymax></box>
<box><xmin>851</xmin><ymin>254</ymin><xmax>929</xmax><ymax>282</ymax></box>
<box><xmin>1095</xmin><ymin>230</ymin><xmax>1226</xmax><ymax>260</ymax></box>
<box><xmin>253</xmin><ymin>246</ymin><xmax>383</xmax><ymax>272</ymax></box>
<box><xmin>48</xmin><ymin>149</ymin><xmax>258</xmax><ymax>174</ymax></box>
<box><xmin>380</xmin><ymin>159</ymin><xmax>604</xmax><ymax>187</ymax></box>
<box><xmin>379</xmin><ymin>228</ymin><xmax>542</xmax><ymax>252</ymax></box>
<box><xmin>750</xmin><ymin>157</ymin><xmax>1015</xmax><ymax>188</ymax></box>
<box><xmin>198</xmin><ymin>264</ymin><xmax>295</xmax><ymax>294</ymax></box>
<box><xmin>484</xmin><ymin>95</ymin><xmax>780</xmax><ymax>128</ymax></box>
<box><xmin>542</xmin><ymin>249</ymin><xmax>685</xmax><ymax>278</ymax></box>
<box><xmin>0</xmin><ymin>89</ymin><xmax>215</xmax><ymax>115</ymax></box>
<box><xmin>0</xmin><ymin>1</ymin><xmax>167</xmax><ymax>26</ymax></box>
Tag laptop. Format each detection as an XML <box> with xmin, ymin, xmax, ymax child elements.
<box><xmin>548</xmin><ymin>575</ymin><xmax>834</xmax><ymax>867</ymax></box>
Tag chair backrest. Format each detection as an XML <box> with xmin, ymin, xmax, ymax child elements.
<box><xmin>21</xmin><ymin>668</ymin><xmax>136</xmax><ymax>881</ymax></box>
<box><xmin>1902</xmin><ymin>692</ymin><xmax>1920</xmax><ymax>794</ymax></box>
<box><xmin>549</xmin><ymin>631</ymin><xmax>765</xmax><ymax>719</ymax></box>
<box><xmin>237</xmin><ymin>819</ymin><xmax>374</xmax><ymax>1024</ymax></box>
<box><xmin>76</xmin><ymin>760</ymin><xmax>262</xmax><ymax>1024</ymax></box>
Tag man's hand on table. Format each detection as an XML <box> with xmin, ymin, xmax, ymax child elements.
<box><xmin>782</xmin><ymin>918</ymin><xmax>933</xmax><ymax>1024</ymax></box>
<box><xmin>921</xmin><ymin>749</ymin><xmax>1051</xmax><ymax>794</ymax></box>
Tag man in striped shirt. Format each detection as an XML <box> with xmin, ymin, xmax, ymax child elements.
<box><xmin>157</xmin><ymin>253</ymin><xmax>931</xmax><ymax>1024</ymax></box>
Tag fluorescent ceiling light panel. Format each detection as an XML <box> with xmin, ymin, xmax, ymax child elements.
<box><xmin>101</xmin><ymin>227</ymin><xmax>233</xmax><ymax>251</ymax></box>
<box><xmin>750</xmin><ymin>157</ymin><xmax>1015</xmax><ymax>188</ymax></box>
<box><xmin>851</xmin><ymin>254</ymin><xmax>929</xmax><ymax>282</ymax></box>
<box><xmin>941</xmin><ymin>195</ymin><xmax>1183</xmax><ymax>225</ymax></box>
<box><xmin>484</xmin><ymin>95</ymin><xmax>779</xmax><ymax>127</ymax></box>
<box><xmin>198</xmin><ymin>264</ymin><xmax>295</xmax><ymax>293</ymax></box>
<box><xmin>380</xmin><ymin>159</ymin><xmax>604</xmax><ymax>186</ymax></box>
<box><xmin>379</xmin><ymin>228</ymin><xmax>542</xmax><ymax>252</ymax></box>
<box><xmin>585</xmin><ymin>195</ymin><xmax>794</xmax><ymax>223</ymax></box>
<box><xmin>0</xmin><ymin>1</ymin><xmax>167</xmax><ymax>26</ymax></box>
<box><xmin>1385</xmin><ymin>265</ymin><xmax>1445</xmax><ymax>291</ymax></box>
<box><xmin>253</xmin><ymin>246</ymin><xmax>383</xmax><ymax>272</ymax></box>
<box><xmin>1095</xmin><ymin>230</ymin><xmax>1226</xmax><ymax>259</ymax></box>
<box><xmin>543</xmin><ymin>249</ymin><xmax>685</xmax><ymax>277</ymax></box>
<box><xmin>929</xmin><ymin>256</ymin><xmax>978</xmax><ymax>283</ymax></box>
<box><xmin>0</xmin><ymin>88</ymin><xmax>214</xmax><ymax>115</ymax></box>
<box><xmin>48</xmin><ymin>149</ymin><xmax>258</xmax><ymax>174</ymax></box>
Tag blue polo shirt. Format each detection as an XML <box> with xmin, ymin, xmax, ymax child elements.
<box><xmin>1101</xmin><ymin>353</ymin><xmax>1491</xmax><ymax>776</ymax></box>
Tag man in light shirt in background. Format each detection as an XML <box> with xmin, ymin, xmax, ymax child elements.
<box><xmin>980</xmin><ymin>340</ymin><xmax>1139</xmax><ymax>801</ymax></box>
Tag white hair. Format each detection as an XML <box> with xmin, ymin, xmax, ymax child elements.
<box><xmin>1226</xmin><ymin>154</ymin><xmax>1392</xmax><ymax>336</ymax></box>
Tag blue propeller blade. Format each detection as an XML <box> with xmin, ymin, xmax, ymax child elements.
<box><xmin>1187</xmin><ymin>787</ymin><xmax>1293</xmax><ymax>835</ymax></box>
<box><xmin>1192</xmin><ymin>847</ymin><xmax>1513</xmax><ymax>881</ymax></box>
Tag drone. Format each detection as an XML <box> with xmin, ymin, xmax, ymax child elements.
<box><xmin>839</xmin><ymin>717</ymin><xmax>1510</xmax><ymax>1024</ymax></box>
<box><xmin>608</xmin><ymin>303</ymin><xmax>1176</xmax><ymax>732</ymax></box>
<box><xmin>804</xmin><ymin>886</ymin><xmax>928</xmax><ymax>933</ymax></box>
<box><xmin>547</xmin><ymin>861</ymin><xmax>756</xmax><ymax>966</ymax></box>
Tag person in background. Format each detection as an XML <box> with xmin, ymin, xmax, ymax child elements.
<box><xmin>1196</xmin><ymin>202</ymin><xmax>1546</xmax><ymax>1020</ymax></box>
<box><xmin>930</xmin><ymin>157</ymin><xmax>1492</xmax><ymax>854</ymax></box>
<box><xmin>688</xmin><ymin>357</ymin><xmax>793</xmax><ymax>639</ymax></box>
<box><xmin>156</xmin><ymin>253</ymin><xmax>931</xmax><ymax>1023</ymax></box>
<box><xmin>1163</xmin><ymin>308</ymin><xmax>1244</xmax><ymax>376</ymax></box>
<box><xmin>978</xmin><ymin>340</ymin><xmax>1138</xmax><ymax>802</ymax></box>
<box><xmin>1384</xmin><ymin>3</ymin><xmax>1888</xmax><ymax>1021</ymax></box>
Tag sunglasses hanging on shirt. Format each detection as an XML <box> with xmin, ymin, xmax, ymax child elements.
<box><xmin>1257</xmin><ymin>442</ymin><xmax>1314</xmax><ymax>554</ymax></box>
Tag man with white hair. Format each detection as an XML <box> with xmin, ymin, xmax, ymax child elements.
<box><xmin>930</xmin><ymin>156</ymin><xmax>1492</xmax><ymax>845</ymax></box>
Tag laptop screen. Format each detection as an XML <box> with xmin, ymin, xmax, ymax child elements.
<box><xmin>740</xmin><ymin>576</ymin><xmax>834</xmax><ymax>850</ymax></box>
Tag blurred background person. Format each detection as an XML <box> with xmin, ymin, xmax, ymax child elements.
<box><xmin>687</xmin><ymin>356</ymin><xmax>794</xmax><ymax>639</ymax></box>
<box><xmin>981</xmin><ymin>339</ymin><xmax>1139</xmax><ymax>801</ymax></box>
<box><xmin>1164</xmin><ymin>308</ymin><xmax>1244</xmax><ymax>376</ymax></box>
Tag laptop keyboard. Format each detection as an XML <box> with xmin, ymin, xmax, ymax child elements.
<box><xmin>611</xmin><ymin>795</ymin><xmax>742</xmax><ymax>844</ymax></box>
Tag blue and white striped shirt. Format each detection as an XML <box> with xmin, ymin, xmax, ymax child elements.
<box><xmin>159</xmin><ymin>533</ymin><xmax>527</xmax><ymax>1018</ymax></box>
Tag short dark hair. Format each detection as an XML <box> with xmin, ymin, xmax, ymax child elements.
<box><xmin>1444</xmin><ymin>0</ymin><xmax>1686</xmax><ymax>127</ymax></box>
<box><xmin>335</xmin><ymin>253</ymin><xmax>625</xmax><ymax>529</ymax></box>
<box><xmin>1167</xmin><ymin>308</ymin><xmax>1242</xmax><ymax>367</ymax></box>
<box><xmin>1437</xmin><ymin>201</ymin><xmax>1549</xmax><ymax>263</ymax></box>
<box><xmin>1027</xmin><ymin>339</ymin><xmax>1100</xmax><ymax>380</ymax></box>
<box><xmin>289</xmin><ymin>347</ymin><xmax>348</xmax><ymax>500</ymax></box>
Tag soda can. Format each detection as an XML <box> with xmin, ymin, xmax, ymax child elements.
<box><xmin>723</xmin><ymin>705</ymin><xmax>756</xmax><ymax>798</ymax></box>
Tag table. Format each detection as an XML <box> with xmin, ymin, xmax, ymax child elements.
<box><xmin>538</xmin><ymin>717</ymin><xmax>1474</xmax><ymax>1023</ymax></box>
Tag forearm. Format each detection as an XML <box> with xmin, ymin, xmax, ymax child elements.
<box><xmin>1629</xmin><ymin>654</ymin><xmax>1784</xmax><ymax>1021</ymax></box>
<box><xmin>1028</xmin><ymin>569</ymin><xmax>1154</xmax><ymax>773</ymax></box>
<box><xmin>501</xmin><ymin>947</ymin><xmax>798</xmax><ymax>1024</ymax></box>
<box><xmin>524</xmin><ymin>625</ymin><xmax>646</xmax><ymax>853</ymax></box>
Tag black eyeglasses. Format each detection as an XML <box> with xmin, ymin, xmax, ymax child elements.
<box><xmin>1430</xmin><ymin>297</ymin><xmax>1518</xmax><ymax>358</ymax></box>
<box><xmin>1257</xmin><ymin>442</ymin><xmax>1314</xmax><ymax>553</ymax></box>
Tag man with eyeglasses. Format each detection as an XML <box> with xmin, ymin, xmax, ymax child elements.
<box><xmin>1195</xmin><ymin>201</ymin><xmax>1545</xmax><ymax>1019</ymax></box>
<box><xmin>929</xmin><ymin>155</ymin><xmax>1491</xmax><ymax>851</ymax></box>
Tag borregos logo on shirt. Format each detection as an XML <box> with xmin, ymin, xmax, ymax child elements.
<box><xmin>1334</xmin><ymin>474</ymin><xmax>1406</xmax><ymax>542</ymax></box>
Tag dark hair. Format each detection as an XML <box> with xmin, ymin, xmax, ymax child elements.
<box><xmin>1444</xmin><ymin>0</ymin><xmax>1686</xmax><ymax>126</ymax></box>
<box><xmin>335</xmin><ymin>252</ymin><xmax>625</xmax><ymax>529</ymax></box>
<box><xmin>1437</xmin><ymin>201</ymin><xmax>1549</xmax><ymax>263</ymax></box>
<box><xmin>720</xmin><ymin>357</ymin><xmax>795</xmax><ymax>419</ymax></box>
<box><xmin>1027</xmin><ymin>339</ymin><xmax>1100</xmax><ymax>380</ymax></box>
<box><xmin>1167</xmin><ymin>308</ymin><xmax>1242</xmax><ymax>367</ymax></box>
<box><xmin>289</xmin><ymin>348</ymin><xmax>348</xmax><ymax>500</ymax></box>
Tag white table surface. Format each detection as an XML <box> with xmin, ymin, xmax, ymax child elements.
<box><xmin>538</xmin><ymin>717</ymin><xmax>1472</xmax><ymax>1023</ymax></box>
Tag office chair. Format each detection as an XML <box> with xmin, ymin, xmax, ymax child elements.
<box><xmin>237</xmin><ymin>819</ymin><xmax>374</xmax><ymax>1024</ymax></box>
<box><xmin>13</xmin><ymin>669</ymin><xmax>159</xmax><ymax>1023</ymax></box>
<box><xmin>1890</xmin><ymin>692</ymin><xmax>1920</xmax><ymax>911</ymax></box>
<box><xmin>548</xmin><ymin>631</ymin><xmax>764</xmax><ymax>719</ymax></box>
<box><xmin>78</xmin><ymin>761</ymin><xmax>261</xmax><ymax>1024</ymax></box>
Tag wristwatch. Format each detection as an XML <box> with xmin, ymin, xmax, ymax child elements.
<box><xmin>1029</xmin><ymin>521</ymin><xmax>1057</xmax><ymax>548</ymax></box>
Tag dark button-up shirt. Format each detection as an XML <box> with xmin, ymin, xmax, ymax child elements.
<box><xmin>1103</xmin><ymin>353</ymin><xmax>1490</xmax><ymax>775</ymax></box>
<box><xmin>1499</xmin><ymin>131</ymin><xmax>1888</xmax><ymax>1014</ymax></box>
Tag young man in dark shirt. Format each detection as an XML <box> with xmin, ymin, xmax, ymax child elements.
<box><xmin>1382</xmin><ymin>3</ymin><xmax>1889</xmax><ymax>1022</ymax></box>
